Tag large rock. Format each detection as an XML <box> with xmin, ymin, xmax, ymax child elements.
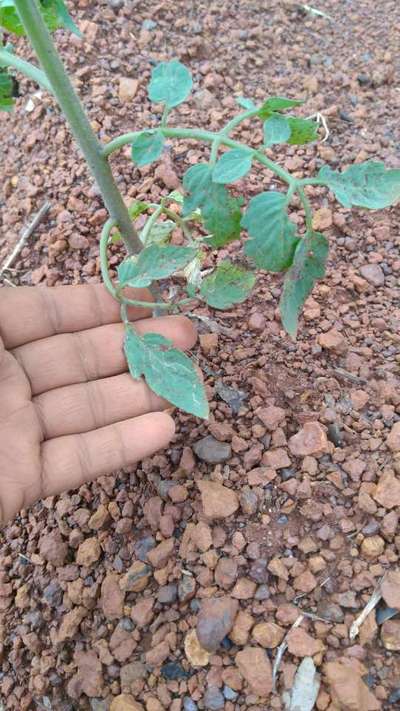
<box><xmin>197</xmin><ymin>481</ymin><xmax>239</xmax><ymax>519</ymax></box>
<box><xmin>193</xmin><ymin>435</ymin><xmax>232</xmax><ymax>463</ymax></box>
<box><xmin>289</xmin><ymin>422</ymin><xmax>329</xmax><ymax>457</ymax></box>
<box><xmin>235</xmin><ymin>646</ymin><xmax>273</xmax><ymax>697</ymax></box>
<box><xmin>324</xmin><ymin>658</ymin><xmax>380</xmax><ymax>710</ymax></box>
<box><xmin>197</xmin><ymin>597</ymin><xmax>238</xmax><ymax>652</ymax></box>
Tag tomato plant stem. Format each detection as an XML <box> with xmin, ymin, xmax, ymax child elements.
<box><xmin>103</xmin><ymin>128</ymin><xmax>295</xmax><ymax>186</ymax></box>
<box><xmin>13</xmin><ymin>0</ymin><xmax>142</xmax><ymax>256</ymax></box>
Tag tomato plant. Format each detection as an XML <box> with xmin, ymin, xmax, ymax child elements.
<box><xmin>1</xmin><ymin>0</ymin><xmax>400</xmax><ymax>418</ymax></box>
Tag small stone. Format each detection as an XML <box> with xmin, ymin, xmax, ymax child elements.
<box><xmin>157</xmin><ymin>584</ymin><xmax>177</xmax><ymax>604</ymax></box>
<box><xmin>252</xmin><ymin>622</ymin><xmax>284</xmax><ymax>648</ymax></box>
<box><xmin>183</xmin><ymin>699</ymin><xmax>198</xmax><ymax>711</ymax></box>
<box><xmin>249</xmin><ymin>558</ymin><xmax>269</xmax><ymax>584</ymax></box>
<box><xmin>193</xmin><ymin>436</ymin><xmax>232</xmax><ymax>463</ymax></box>
<box><xmin>120</xmin><ymin>561</ymin><xmax>152</xmax><ymax>592</ymax></box>
<box><xmin>373</xmin><ymin>471</ymin><xmax>400</xmax><ymax>509</ymax></box>
<box><xmin>318</xmin><ymin>328</ymin><xmax>347</xmax><ymax>353</ymax></box>
<box><xmin>381</xmin><ymin>619</ymin><xmax>400</xmax><ymax>650</ymax></box>
<box><xmin>293</xmin><ymin>570</ymin><xmax>317</xmax><ymax>593</ymax></box>
<box><xmin>191</xmin><ymin>521</ymin><xmax>213</xmax><ymax>552</ymax></box>
<box><xmin>199</xmin><ymin>333</ymin><xmax>219</xmax><ymax>354</ymax></box>
<box><xmin>248</xmin><ymin>312</ymin><xmax>266</xmax><ymax>331</ymax></box>
<box><xmin>130</xmin><ymin>598</ymin><xmax>154</xmax><ymax>627</ymax></box>
<box><xmin>287</xmin><ymin>628</ymin><xmax>324</xmax><ymax>657</ymax></box>
<box><xmin>178</xmin><ymin>575</ymin><xmax>196</xmax><ymax>603</ymax></box>
<box><xmin>381</xmin><ymin>570</ymin><xmax>400</xmax><ymax>610</ymax></box>
<box><xmin>184</xmin><ymin>629</ymin><xmax>211</xmax><ymax>667</ymax></box>
<box><xmin>312</xmin><ymin>207</ymin><xmax>333</xmax><ymax>230</ymax></box>
<box><xmin>145</xmin><ymin>640</ymin><xmax>170</xmax><ymax>666</ymax></box>
<box><xmin>231</xmin><ymin>577</ymin><xmax>257</xmax><ymax>600</ymax></box>
<box><xmin>155</xmin><ymin>162</ymin><xmax>180</xmax><ymax>190</ymax></box>
<box><xmin>215</xmin><ymin>558</ymin><xmax>238</xmax><ymax>589</ymax></box>
<box><xmin>230</xmin><ymin>610</ymin><xmax>254</xmax><ymax>645</ymax></box>
<box><xmin>325</xmin><ymin>659</ymin><xmax>380</xmax><ymax>710</ymax></box>
<box><xmin>57</xmin><ymin>606</ymin><xmax>86</xmax><ymax>643</ymax></box>
<box><xmin>39</xmin><ymin>530</ymin><xmax>68</xmax><ymax>566</ymax></box>
<box><xmin>100</xmin><ymin>574</ymin><xmax>124</xmax><ymax>620</ymax></box>
<box><xmin>88</xmin><ymin>505</ymin><xmax>110</xmax><ymax>530</ymax></box>
<box><xmin>387</xmin><ymin>422</ymin><xmax>400</xmax><ymax>452</ymax></box>
<box><xmin>203</xmin><ymin>686</ymin><xmax>224</xmax><ymax>710</ymax></box>
<box><xmin>76</xmin><ymin>537</ymin><xmax>101</xmax><ymax>566</ymax></box>
<box><xmin>110</xmin><ymin>695</ymin><xmax>144</xmax><ymax>711</ymax></box>
<box><xmin>359</xmin><ymin>263</ymin><xmax>385</xmax><ymax>287</ymax></box>
<box><xmin>69</xmin><ymin>234</ymin><xmax>89</xmax><ymax>250</ymax></box>
<box><xmin>289</xmin><ymin>422</ymin><xmax>329</xmax><ymax>457</ymax></box>
<box><xmin>197</xmin><ymin>596</ymin><xmax>238</xmax><ymax>652</ymax></box>
<box><xmin>147</xmin><ymin>538</ymin><xmax>174</xmax><ymax>568</ymax></box>
<box><xmin>118</xmin><ymin>78</ymin><xmax>139</xmax><ymax>102</ymax></box>
<box><xmin>263</xmin><ymin>448</ymin><xmax>291</xmax><ymax>469</ymax></box>
<box><xmin>350</xmin><ymin>389</ymin><xmax>369</xmax><ymax>410</ymax></box>
<box><xmin>240</xmin><ymin>489</ymin><xmax>258</xmax><ymax>515</ymax></box>
<box><xmin>361</xmin><ymin>536</ymin><xmax>385</xmax><ymax>558</ymax></box>
<box><xmin>197</xmin><ymin>481</ymin><xmax>239</xmax><ymax>519</ymax></box>
<box><xmin>317</xmin><ymin>601</ymin><xmax>344</xmax><ymax>623</ymax></box>
<box><xmin>43</xmin><ymin>581</ymin><xmax>63</xmax><ymax>608</ymax></box>
<box><xmin>74</xmin><ymin>650</ymin><xmax>104</xmax><ymax>698</ymax></box>
<box><xmin>268</xmin><ymin>557</ymin><xmax>289</xmax><ymax>581</ymax></box>
<box><xmin>257</xmin><ymin>405</ymin><xmax>286</xmax><ymax>431</ymax></box>
<box><xmin>235</xmin><ymin>646</ymin><xmax>273</xmax><ymax>697</ymax></box>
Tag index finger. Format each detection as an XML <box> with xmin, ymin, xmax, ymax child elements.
<box><xmin>0</xmin><ymin>284</ymin><xmax>153</xmax><ymax>348</ymax></box>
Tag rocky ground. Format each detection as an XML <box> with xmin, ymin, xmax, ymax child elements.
<box><xmin>1</xmin><ymin>0</ymin><xmax>400</xmax><ymax>709</ymax></box>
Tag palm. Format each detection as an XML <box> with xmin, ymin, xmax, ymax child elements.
<box><xmin>0</xmin><ymin>284</ymin><xmax>196</xmax><ymax>525</ymax></box>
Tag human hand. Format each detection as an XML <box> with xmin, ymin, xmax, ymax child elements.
<box><xmin>0</xmin><ymin>284</ymin><xmax>196</xmax><ymax>525</ymax></box>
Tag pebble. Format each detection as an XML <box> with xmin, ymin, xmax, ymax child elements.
<box><xmin>183</xmin><ymin>699</ymin><xmax>198</xmax><ymax>711</ymax></box>
<box><xmin>215</xmin><ymin>557</ymin><xmax>238</xmax><ymax>589</ymax></box>
<box><xmin>373</xmin><ymin>471</ymin><xmax>400</xmax><ymax>509</ymax></box>
<box><xmin>193</xmin><ymin>435</ymin><xmax>232</xmax><ymax>463</ymax></box>
<box><xmin>252</xmin><ymin>622</ymin><xmax>284</xmax><ymax>648</ymax></box>
<box><xmin>235</xmin><ymin>646</ymin><xmax>273</xmax><ymax>697</ymax></box>
<box><xmin>130</xmin><ymin>597</ymin><xmax>154</xmax><ymax>627</ymax></box>
<box><xmin>147</xmin><ymin>539</ymin><xmax>175</xmax><ymax>568</ymax></box>
<box><xmin>387</xmin><ymin>422</ymin><xmax>400</xmax><ymax>452</ymax></box>
<box><xmin>324</xmin><ymin>658</ymin><xmax>380</xmax><ymax>710</ymax></box>
<box><xmin>359</xmin><ymin>263</ymin><xmax>385</xmax><ymax>286</ymax></box>
<box><xmin>381</xmin><ymin>620</ymin><xmax>400</xmax><ymax>650</ymax></box>
<box><xmin>157</xmin><ymin>584</ymin><xmax>178</xmax><ymax>604</ymax></box>
<box><xmin>197</xmin><ymin>596</ymin><xmax>238</xmax><ymax>652</ymax></box>
<box><xmin>257</xmin><ymin>405</ymin><xmax>286</xmax><ymax>430</ymax></box>
<box><xmin>289</xmin><ymin>422</ymin><xmax>329</xmax><ymax>457</ymax></box>
<box><xmin>76</xmin><ymin>537</ymin><xmax>101</xmax><ymax>566</ymax></box>
<box><xmin>120</xmin><ymin>561</ymin><xmax>152</xmax><ymax>592</ymax></box>
<box><xmin>318</xmin><ymin>328</ymin><xmax>348</xmax><ymax>353</ymax></box>
<box><xmin>287</xmin><ymin>628</ymin><xmax>324</xmax><ymax>657</ymax></box>
<box><xmin>110</xmin><ymin>695</ymin><xmax>143</xmax><ymax>711</ymax></box>
<box><xmin>203</xmin><ymin>686</ymin><xmax>225</xmax><ymax>710</ymax></box>
<box><xmin>160</xmin><ymin>662</ymin><xmax>189</xmax><ymax>680</ymax></box>
<box><xmin>184</xmin><ymin>629</ymin><xmax>211</xmax><ymax>667</ymax></box>
<box><xmin>197</xmin><ymin>480</ymin><xmax>239</xmax><ymax>519</ymax></box>
<box><xmin>361</xmin><ymin>535</ymin><xmax>385</xmax><ymax>558</ymax></box>
<box><xmin>230</xmin><ymin>610</ymin><xmax>254</xmax><ymax>646</ymax></box>
<box><xmin>118</xmin><ymin>78</ymin><xmax>139</xmax><ymax>102</ymax></box>
<box><xmin>100</xmin><ymin>574</ymin><xmax>124</xmax><ymax>620</ymax></box>
<box><xmin>39</xmin><ymin>531</ymin><xmax>68</xmax><ymax>566</ymax></box>
<box><xmin>381</xmin><ymin>570</ymin><xmax>400</xmax><ymax>610</ymax></box>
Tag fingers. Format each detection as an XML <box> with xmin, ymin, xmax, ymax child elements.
<box><xmin>41</xmin><ymin>412</ymin><xmax>175</xmax><ymax>495</ymax></box>
<box><xmin>34</xmin><ymin>372</ymin><xmax>169</xmax><ymax>439</ymax></box>
<box><xmin>14</xmin><ymin>315</ymin><xmax>197</xmax><ymax>395</ymax></box>
<box><xmin>0</xmin><ymin>284</ymin><xmax>153</xmax><ymax>348</ymax></box>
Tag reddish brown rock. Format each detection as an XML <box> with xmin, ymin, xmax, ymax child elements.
<box><xmin>318</xmin><ymin>328</ymin><xmax>347</xmax><ymax>353</ymax></box>
<box><xmin>289</xmin><ymin>422</ymin><xmax>329</xmax><ymax>457</ymax></box>
<box><xmin>268</xmin><ymin>557</ymin><xmax>289</xmax><ymax>581</ymax></box>
<box><xmin>381</xmin><ymin>619</ymin><xmax>400</xmax><ymax>650</ymax></box>
<box><xmin>381</xmin><ymin>570</ymin><xmax>400</xmax><ymax>610</ymax></box>
<box><xmin>231</xmin><ymin>577</ymin><xmax>257</xmax><ymax>600</ymax></box>
<box><xmin>39</xmin><ymin>530</ymin><xmax>68</xmax><ymax>566</ymax></box>
<box><xmin>235</xmin><ymin>646</ymin><xmax>273</xmax><ymax>697</ymax></box>
<box><xmin>324</xmin><ymin>658</ymin><xmax>380</xmax><ymax>710</ymax></box>
<box><xmin>215</xmin><ymin>557</ymin><xmax>238</xmax><ymax>589</ymax></box>
<box><xmin>145</xmin><ymin>640</ymin><xmax>170</xmax><ymax>666</ymax></box>
<box><xmin>73</xmin><ymin>650</ymin><xmax>104</xmax><ymax>697</ymax></box>
<box><xmin>110</xmin><ymin>695</ymin><xmax>144</xmax><ymax>711</ymax></box>
<box><xmin>147</xmin><ymin>538</ymin><xmax>175</xmax><ymax>568</ymax></box>
<box><xmin>57</xmin><ymin>606</ymin><xmax>86</xmax><ymax>643</ymax></box>
<box><xmin>197</xmin><ymin>480</ymin><xmax>239</xmax><ymax>519</ymax></box>
<box><xmin>373</xmin><ymin>471</ymin><xmax>400</xmax><ymax>509</ymax></box>
<box><xmin>387</xmin><ymin>422</ymin><xmax>400</xmax><ymax>452</ymax></box>
<box><xmin>293</xmin><ymin>570</ymin><xmax>317</xmax><ymax>593</ymax></box>
<box><xmin>118</xmin><ymin>77</ymin><xmax>139</xmax><ymax>102</ymax></box>
<box><xmin>100</xmin><ymin>574</ymin><xmax>124</xmax><ymax>620</ymax></box>
<box><xmin>263</xmin><ymin>447</ymin><xmax>291</xmax><ymax>469</ymax></box>
<box><xmin>230</xmin><ymin>610</ymin><xmax>255</xmax><ymax>646</ymax></box>
<box><xmin>257</xmin><ymin>405</ymin><xmax>286</xmax><ymax>431</ymax></box>
<box><xmin>197</xmin><ymin>596</ymin><xmax>239</xmax><ymax>652</ymax></box>
<box><xmin>287</xmin><ymin>628</ymin><xmax>324</xmax><ymax>657</ymax></box>
<box><xmin>131</xmin><ymin>598</ymin><xmax>155</xmax><ymax>627</ymax></box>
<box><xmin>120</xmin><ymin>561</ymin><xmax>152</xmax><ymax>592</ymax></box>
<box><xmin>252</xmin><ymin>622</ymin><xmax>285</xmax><ymax>648</ymax></box>
<box><xmin>76</xmin><ymin>537</ymin><xmax>101</xmax><ymax>566</ymax></box>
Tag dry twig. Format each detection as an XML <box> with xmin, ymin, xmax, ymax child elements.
<box><xmin>0</xmin><ymin>201</ymin><xmax>51</xmax><ymax>281</ymax></box>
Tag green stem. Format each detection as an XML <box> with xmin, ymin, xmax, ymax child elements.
<box><xmin>140</xmin><ymin>205</ymin><xmax>163</xmax><ymax>246</ymax></box>
<box><xmin>13</xmin><ymin>0</ymin><xmax>142</xmax><ymax>256</ymax></box>
<box><xmin>297</xmin><ymin>186</ymin><xmax>314</xmax><ymax>233</ymax></box>
<box><xmin>0</xmin><ymin>48</ymin><xmax>52</xmax><ymax>92</ymax></box>
<box><xmin>103</xmin><ymin>128</ymin><xmax>294</xmax><ymax>186</ymax></box>
<box><xmin>220</xmin><ymin>107</ymin><xmax>260</xmax><ymax>136</ymax></box>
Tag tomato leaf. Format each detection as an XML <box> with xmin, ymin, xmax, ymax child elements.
<box><xmin>241</xmin><ymin>191</ymin><xmax>299</xmax><ymax>271</ymax></box>
<box><xmin>280</xmin><ymin>232</ymin><xmax>329</xmax><ymax>338</ymax></box>
<box><xmin>148</xmin><ymin>59</ymin><xmax>192</xmax><ymax>108</ymax></box>
<box><xmin>287</xmin><ymin>117</ymin><xmax>318</xmax><ymax>144</ymax></box>
<box><xmin>258</xmin><ymin>96</ymin><xmax>304</xmax><ymax>118</ymax></box>
<box><xmin>200</xmin><ymin>260</ymin><xmax>256</xmax><ymax>309</ymax></box>
<box><xmin>318</xmin><ymin>161</ymin><xmax>400</xmax><ymax>209</ymax></box>
<box><xmin>131</xmin><ymin>130</ymin><xmax>165</xmax><ymax>166</ymax></box>
<box><xmin>263</xmin><ymin>114</ymin><xmax>291</xmax><ymax>146</ymax></box>
<box><xmin>212</xmin><ymin>149</ymin><xmax>253</xmax><ymax>184</ymax></box>
<box><xmin>118</xmin><ymin>244</ymin><xmax>197</xmax><ymax>288</ymax></box>
<box><xmin>124</xmin><ymin>327</ymin><xmax>209</xmax><ymax>419</ymax></box>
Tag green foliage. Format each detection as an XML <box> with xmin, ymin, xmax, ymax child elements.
<box><xmin>128</xmin><ymin>200</ymin><xmax>150</xmax><ymax>219</ymax></box>
<box><xmin>242</xmin><ymin>192</ymin><xmax>299</xmax><ymax>271</ymax></box>
<box><xmin>258</xmin><ymin>96</ymin><xmax>303</xmax><ymax>118</ymax></box>
<box><xmin>0</xmin><ymin>0</ymin><xmax>81</xmax><ymax>36</ymax></box>
<box><xmin>236</xmin><ymin>96</ymin><xmax>257</xmax><ymax>110</ymax></box>
<box><xmin>212</xmin><ymin>149</ymin><xmax>253</xmax><ymax>184</ymax></box>
<box><xmin>200</xmin><ymin>261</ymin><xmax>256</xmax><ymax>309</ymax></box>
<box><xmin>280</xmin><ymin>232</ymin><xmax>329</xmax><ymax>338</ymax></box>
<box><xmin>118</xmin><ymin>244</ymin><xmax>197</xmax><ymax>289</ymax></box>
<box><xmin>124</xmin><ymin>327</ymin><xmax>209</xmax><ymax>419</ymax></box>
<box><xmin>263</xmin><ymin>114</ymin><xmax>291</xmax><ymax>146</ymax></box>
<box><xmin>142</xmin><ymin>220</ymin><xmax>176</xmax><ymax>246</ymax></box>
<box><xmin>183</xmin><ymin>163</ymin><xmax>242</xmax><ymax>247</ymax></box>
<box><xmin>148</xmin><ymin>59</ymin><xmax>192</xmax><ymax>108</ymax></box>
<box><xmin>131</xmin><ymin>130</ymin><xmax>164</xmax><ymax>166</ymax></box>
<box><xmin>287</xmin><ymin>116</ymin><xmax>318</xmax><ymax>144</ymax></box>
<box><xmin>318</xmin><ymin>161</ymin><xmax>400</xmax><ymax>209</ymax></box>
<box><xmin>0</xmin><ymin>69</ymin><xmax>14</xmax><ymax>111</ymax></box>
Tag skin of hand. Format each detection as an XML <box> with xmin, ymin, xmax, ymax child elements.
<box><xmin>0</xmin><ymin>284</ymin><xmax>197</xmax><ymax>526</ymax></box>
